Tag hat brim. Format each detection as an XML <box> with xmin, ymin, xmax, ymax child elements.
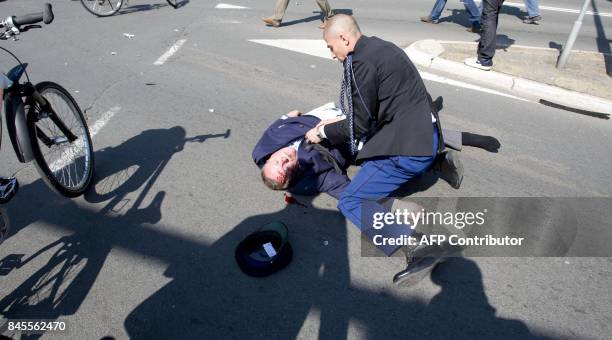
<box><xmin>235</xmin><ymin>225</ymin><xmax>292</xmax><ymax>277</ymax></box>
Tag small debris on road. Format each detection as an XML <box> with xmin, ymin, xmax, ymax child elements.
<box><xmin>123</xmin><ymin>33</ymin><xmax>135</xmax><ymax>39</ymax></box>
<box><xmin>209</xmin><ymin>109</ymin><xmax>215</xmax><ymax>113</ymax></box>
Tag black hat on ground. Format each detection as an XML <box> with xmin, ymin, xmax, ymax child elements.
<box><xmin>235</xmin><ymin>221</ymin><xmax>293</xmax><ymax>277</ymax></box>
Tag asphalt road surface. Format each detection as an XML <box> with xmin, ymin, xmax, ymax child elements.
<box><xmin>1</xmin><ymin>0</ymin><xmax>611</xmax><ymax>339</ymax></box>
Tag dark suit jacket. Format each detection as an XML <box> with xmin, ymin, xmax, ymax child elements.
<box><xmin>324</xmin><ymin>36</ymin><xmax>443</xmax><ymax>162</ymax></box>
<box><xmin>252</xmin><ymin>115</ymin><xmax>350</xmax><ymax>199</ymax></box>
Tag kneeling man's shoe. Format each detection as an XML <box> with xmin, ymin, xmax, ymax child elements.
<box><xmin>440</xmin><ymin>150</ymin><xmax>464</xmax><ymax>189</ymax></box>
<box><xmin>393</xmin><ymin>256</ymin><xmax>442</xmax><ymax>286</ymax></box>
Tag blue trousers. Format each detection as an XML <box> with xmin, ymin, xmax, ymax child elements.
<box><xmin>524</xmin><ymin>0</ymin><xmax>540</xmax><ymax>17</ymax></box>
<box><xmin>338</xmin><ymin>127</ymin><xmax>439</xmax><ymax>233</ymax></box>
<box><xmin>430</xmin><ymin>0</ymin><xmax>482</xmax><ymax>25</ymax></box>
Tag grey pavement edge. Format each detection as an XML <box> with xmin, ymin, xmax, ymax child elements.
<box><xmin>405</xmin><ymin>39</ymin><xmax>612</xmax><ymax>116</ymax></box>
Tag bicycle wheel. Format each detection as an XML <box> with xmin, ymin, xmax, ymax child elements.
<box><xmin>27</xmin><ymin>81</ymin><xmax>94</xmax><ymax>197</ymax></box>
<box><xmin>80</xmin><ymin>0</ymin><xmax>124</xmax><ymax>17</ymax></box>
<box><xmin>166</xmin><ymin>0</ymin><xmax>179</xmax><ymax>9</ymax></box>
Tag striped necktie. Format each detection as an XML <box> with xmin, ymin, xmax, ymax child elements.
<box><xmin>339</xmin><ymin>55</ymin><xmax>357</xmax><ymax>155</ymax></box>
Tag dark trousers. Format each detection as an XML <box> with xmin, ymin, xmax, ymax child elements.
<box><xmin>478</xmin><ymin>0</ymin><xmax>504</xmax><ymax>62</ymax></box>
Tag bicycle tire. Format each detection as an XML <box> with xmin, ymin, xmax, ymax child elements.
<box><xmin>80</xmin><ymin>0</ymin><xmax>124</xmax><ymax>17</ymax></box>
<box><xmin>166</xmin><ymin>0</ymin><xmax>179</xmax><ymax>9</ymax></box>
<box><xmin>27</xmin><ymin>81</ymin><xmax>94</xmax><ymax>197</ymax></box>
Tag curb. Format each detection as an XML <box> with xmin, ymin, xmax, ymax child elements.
<box><xmin>405</xmin><ymin>40</ymin><xmax>612</xmax><ymax>116</ymax></box>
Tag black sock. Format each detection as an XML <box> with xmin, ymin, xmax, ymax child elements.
<box><xmin>461</xmin><ymin>132</ymin><xmax>501</xmax><ymax>152</ymax></box>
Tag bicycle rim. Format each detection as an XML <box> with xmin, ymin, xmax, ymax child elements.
<box><xmin>80</xmin><ymin>0</ymin><xmax>123</xmax><ymax>17</ymax></box>
<box><xmin>31</xmin><ymin>83</ymin><xmax>94</xmax><ymax>196</ymax></box>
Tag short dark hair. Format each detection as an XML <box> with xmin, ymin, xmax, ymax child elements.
<box><xmin>261</xmin><ymin>168</ymin><xmax>289</xmax><ymax>190</ymax></box>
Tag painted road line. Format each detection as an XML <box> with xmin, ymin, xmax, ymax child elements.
<box><xmin>50</xmin><ymin>106</ymin><xmax>120</xmax><ymax>172</ymax></box>
<box><xmin>89</xmin><ymin>106</ymin><xmax>121</xmax><ymax>137</ymax></box>
<box><xmin>154</xmin><ymin>39</ymin><xmax>187</xmax><ymax>66</ymax></box>
<box><xmin>504</xmin><ymin>1</ymin><xmax>612</xmax><ymax>17</ymax></box>
<box><xmin>215</xmin><ymin>3</ymin><xmax>249</xmax><ymax>10</ymax></box>
<box><xmin>249</xmin><ymin>39</ymin><xmax>529</xmax><ymax>102</ymax></box>
<box><xmin>420</xmin><ymin>71</ymin><xmax>528</xmax><ymax>102</ymax></box>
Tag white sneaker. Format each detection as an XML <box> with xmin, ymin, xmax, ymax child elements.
<box><xmin>464</xmin><ymin>57</ymin><xmax>492</xmax><ymax>71</ymax></box>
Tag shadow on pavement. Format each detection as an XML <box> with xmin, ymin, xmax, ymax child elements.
<box><xmin>116</xmin><ymin>0</ymin><xmax>190</xmax><ymax>16</ymax></box>
<box><xmin>280</xmin><ymin>9</ymin><xmax>353</xmax><ymax>27</ymax></box>
<box><xmin>441</xmin><ymin>8</ymin><xmax>478</xmax><ymax>28</ymax></box>
<box><xmin>591</xmin><ymin>0</ymin><xmax>612</xmax><ymax>76</ymax></box>
<box><xmin>0</xmin><ymin>126</ymin><xmax>228</xmax><ymax>339</ymax></box>
<box><xmin>0</xmin><ymin>129</ymin><xmax>558</xmax><ymax>339</ymax></box>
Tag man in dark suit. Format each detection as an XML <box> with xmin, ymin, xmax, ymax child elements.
<box><xmin>305</xmin><ymin>14</ymin><xmax>451</xmax><ymax>284</ymax></box>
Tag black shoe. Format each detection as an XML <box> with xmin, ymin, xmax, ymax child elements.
<box><xmin>432</xmin><ymin>96</ymin><xmax>443</xmax><ymax>112</ymax></box>
<box><xmin>466</xmin><ymin>24</ymin><xmax>481</xmax><ymax>33</ymax></box>
<box><xmin>440</xmin><ymin>151</ymin><xmax>464</xmax><ymax>189</ymax></box>
<box><xmin>400</xmin><ymin>238</ymin><xmax>440</xmax><ymax>264</ymax></box>
<box><xmin>0</xmin><ymin>208</ymin><xmax>9</xmax><ymax>246</ymax></box>
<box><xmin>0</xmin><ymin>177</ymin><xmax>18</xmax><ymax>204</ymax></box>
<box><xmin>393</xmin><ymin>256</ymin><xmax>442</xmax><ymax>286</ymax></box>
<box><xmin>522</xmin><ymin>15</ymin><xmax>541</xmax><ymax>24</ymax></box>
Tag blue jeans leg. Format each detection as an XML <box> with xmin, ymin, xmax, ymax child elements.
<box><xmin>337</xmin><ymin>129</ymin><xmax>439</xmax><ymax>231</ymax></box>
<box><xmin>429</xmin><ymin>0</ymin><xmax>448</xmax><ymax>21</ymax></box>
<box><xmin>524</xmin><ymin>0</ymin><xmax>540</xmax><ymax>17</ymax></box>
<box><xmin>464</xmin><ymin>0</ymin><xmax>482</xmax><ymax>26</ymax></box>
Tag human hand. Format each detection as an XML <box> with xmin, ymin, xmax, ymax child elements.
<box><xmin>305</xmin><ymin>127</ymin><xmax>322</xmax><ymax>144</ymax></box>
<box><xmin>286</xmin><ymin>110</ymin><xmax>302</xmax><ymax>117</ymax></box>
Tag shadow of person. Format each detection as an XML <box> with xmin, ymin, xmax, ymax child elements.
<box><xmin>472</xmin><ymin>34</ymin><xmax>516</xmax><ymax>52</ymax></box>
<box><xmin>495</xmin><ymin>34</ymin><xmax>516</xmax><ymax>51</ymax></box>
<box><xmin>424</xmin><ymin>257</ymin><xmax>541</xmax><ymax>338</ymax></box>
<box><xmin>590</xmin><ymin>0</ymin><xmax>612</xmax><ymax>76</ymax></box>
<box><xmin>124</xmin><ymin>195</ymin><xmax>354</xmax><ymax>339</ymax></box>
<box><xmin>0</xmin><ymin>127</ymin><xmax>228</xmax><ymax>338</ymax></box>
<box><xmin>500</xmin><ymin>4</ymin><xmax>529</xmax><ymax>20</ymax></box>
<box><xmin>441</xmin><ymin>8</ymin><xmax>476</xmax><ymax>28</ymax></box>
<box><xmin>115</xmin><ymin>0</ymin><xmax>190</xmax><ymax>16</ymax></box>
<box><xmin>84</xmin><ymin>127</ymin><xmax>230</xmax><ymax>216</ymax></box>
<box><xmin>281</xmin><ymin>15</ymin><xmax>326</xmax><ymax>27</ymax></box>
<box><xmin>280</xmin><ymin>9</ymin><xmax>353</xmax><ymax>27</ymax></box>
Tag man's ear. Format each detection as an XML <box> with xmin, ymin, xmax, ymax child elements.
<box><xmin>340</xmin><ymin>33</ymin><xmax>350</xmax><ymax>47</ymax></box>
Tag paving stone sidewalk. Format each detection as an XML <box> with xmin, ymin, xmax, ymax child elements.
<box><xmin>441</xmin><ymin>42</ymin><xmax>612</xmax><ymax>100</ymax></box>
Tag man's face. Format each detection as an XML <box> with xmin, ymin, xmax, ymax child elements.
<box><xmin>324</xmin><ymin>32</ymin><xmax>350</xmax><ymax>62</ymax></box>
<box><xmin>263</xmin><ymin>147</ymin><xmax>298</xmax><ymax>187</ymax></box>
